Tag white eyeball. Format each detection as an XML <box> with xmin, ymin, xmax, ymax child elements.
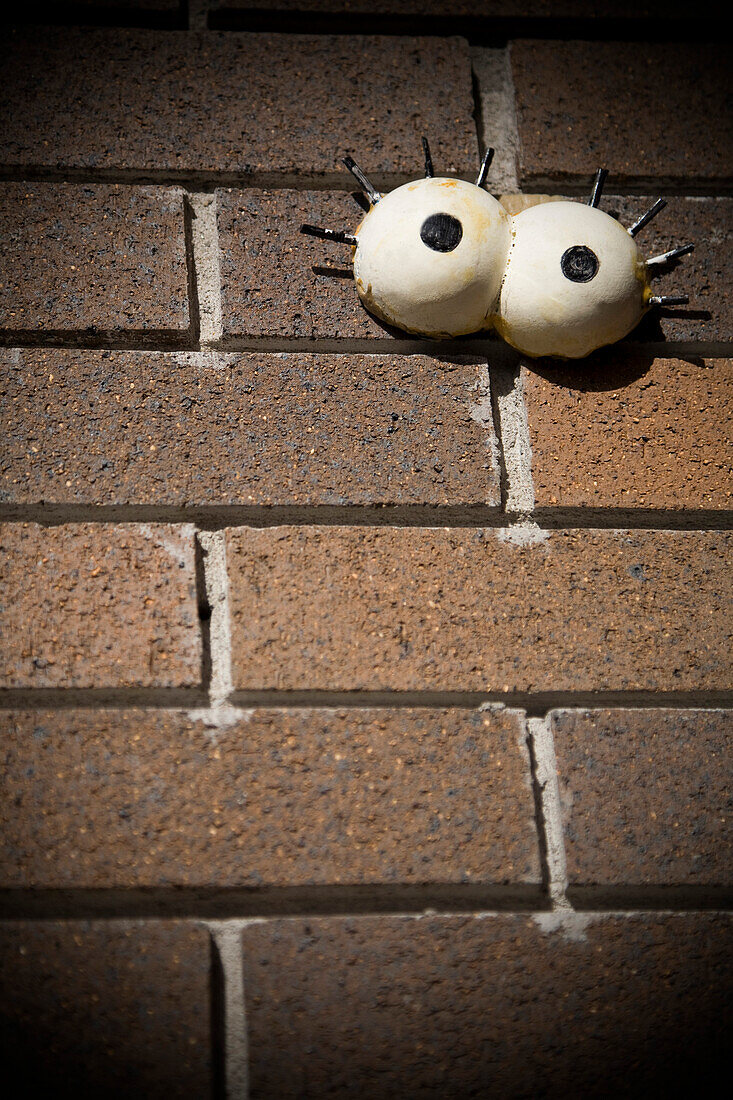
<box><xmin>353</xmin><ymin>178</ymin><xmax>512</xmax><ymax>338</ymax></box>
<box><xmin>496</xmin><ymin>201</ymin><xmax>650</xmax><ymax>358</ymax></box>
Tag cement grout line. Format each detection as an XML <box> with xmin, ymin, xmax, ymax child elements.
<box><xmin>527</xmin><ymin>716</ymin><xmax>572</xmax><ymax>911</ymax></box>
<box><xmin>208</xmin><ymin>922</ymin><xmax>249</xmax><ymax>1100</ymax></box>
<box><xmin>488</xmin><ymin>358</ymin><xmax>535</xmax><ymax>516</ymax></box>
<box><xmin>2</xmin><ymin>689</ymin><xmax>732</xmax><ymax>712</ymax></box>
<box><xmin>195</xmin><ymin>531</ymin><xmax>236</xmax><ymax>714</ymax></box>
<box><xmin>2</xmin><ymin>335</ymin><xmax>732</xmax><ymax>357</ymax></box>
<box><xmin>206</xmin><ymin>10</ymin><xmax>731</xmax><ymax>44</ymax></box>
<box><xmin>187</xmin><ymin>0</ymin><xmax>211</xmax><ymax>32</ymax></box>
<box><xmin>4</xmin><ymin>889</ymin><xmax>729</xmax><ymax>921</ymax></box>
<box><xmin>1</xmin><ymin>503</ymin><xmax>732</xmax><ymax>530</ymax></box>
<box><xmin>187</xmin><ymin>191</ymin><xmax>224</xmax><ymax>349</ymax></box>
<box><xmin>217</xmin><ymin>689</ymin><xmax>733</xmax><ymax>712</ymax></box>
<box><xmin>2</xmin><ymin>166</ymin><xmax>731</xmax><ymax>198</ymax></box>
<box><xmin>470</xmin><ymin>46</ymin><xmax>520</xmax><ymax>194</ymax></box>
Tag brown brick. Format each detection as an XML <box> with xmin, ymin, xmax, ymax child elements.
<box><xmin>0</xmin><ymin>921</ymin><xmax>212</xmax><ymax>1099</ymax></box>
<box><xmin>552</xmin><ymin>708</ymin><xmax>733</xmax><ymax>892</ymax></box>
<box><xmin>0</xmin><ymin>523</ymin><xmax>201</xmax><ymax>689</ymax></box>
<box><xmin>218</xmin><ymin>189</ymin><xmax>382</xmax><ymax>339</ymax></box>
<box><xmin>0</xmin><ymin>29</ymin><xmax>475</xmax><ymax>177</ymax></box>
<box><xmin>0</xmin><ymin>184</ymin><xmax>189</xmax><ymax>337</ymax></box>
<box><xmin>0</xmin><ymin>707</ymin><xmax>539</xmax><ymax>889</ymax></box>
<box><xmin>241</xmin><ymin>912</ymin><xmax>732</xmax><ymax>1098</ymax></box>
<box><xmin>0</xmin><ymin>350</ymin><xmax>499</xmax><ymax>508</ymax></box>
<box><xmin>512</xmin><ymin>41</ymin><xmax>732</xmax><ymax>189</ymax></box>
<box><xmin>226</xmin><ymin>526</ymin><xmax>732</xmax><ymax>694</ymax></box>
<box><xmin>522</xmin><ymin>356</ymin><xmax>732</xmax><ymax>512</ymax></box>
<box><xmin>612</xmin><ymin>196</ymin><xmax>732</xmax><ymax>343</ymax></box>
<box><xmin>211</xmin><ymin>1</ymin><xmax>692</xmax><ymax>19</ymax></box>
<box><xmin>10</xmin><ymin>0</ymin><xmax>182</xmax><ymax>16</ymax></box>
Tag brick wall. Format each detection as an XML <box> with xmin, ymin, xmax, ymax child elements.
<box><xmin>0</xmin><ymin>2</ymin><xmax>731</xmax><ymax>1096</ymax></box>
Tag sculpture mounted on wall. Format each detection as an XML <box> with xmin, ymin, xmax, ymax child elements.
<box><xmin>302</xmin><ymin>139</ymin><xmax>691</xmax><ymax>359</ymax></box>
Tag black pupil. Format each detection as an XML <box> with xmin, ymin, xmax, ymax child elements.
<box><xmin>561</xmin><ymin>245</ymin><xmax>599</xmax><ymax>282</ymax></box>
<box><xmin>420</xmin><ymin>213</ymin><xmax>463</xmax><ymax>253</ymax></box>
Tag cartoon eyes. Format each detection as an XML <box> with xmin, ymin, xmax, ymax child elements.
<box><xmin>339</xmin><ymin>175</ymin><xmax>513</xmax><ymax>339</ymax></box>
<box><xmin>420</xmin><ymin>213</ymin><xmax>463</xmax><ymax>253</ymax></box>
<box><xmin>561</xmin><ymin>245</ymin><xmax>599</xmax><ymax>283</ymax></box>
<box><xmin>301</xmin><ymin>142</ymin><xmax>692</xmax><ymax>358</ymax></box>
<box><xmin>495</xmin><ymin>198</ymin><xmax>648</xmax><ymax>358</ymax></box>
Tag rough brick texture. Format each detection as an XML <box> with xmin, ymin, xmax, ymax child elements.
<box><xmin>1</xmin><ymin>6</ymin><xmax>731</xmax><ymax>1093</ymax></box>
<box><xmin>512</xmin><ymin>41</ymin><xmax>733</xmax><ymax>188</ymax></box>
<box><xmin>226</xmin><ymin>526</ymin><xmax>732</xmax><ymax>693</ymax></box>
<box><xmin>0</xmin><ymin>350</ymin><xmax>500</xmax><ymax>508</ymax></box>
<box><xmin>0</xmin><ymin>183</ymin><xmax>189</xmax><ymax>337</ymax></box>
<box><xmin>0</xmin><ymin>922</ymin><xmax>212</xmax><ymax>1099</ymax></box>
<box><xmin>218</xmin><ymin>189</ymin><xmax>383</xmax><ymax>339</ymax></box>
<box><xmin>611</xmin><ymin>196</ymin><xmax>732</xmax><ymax>343</ymax></box>
<box><xmin>522</xmin><ymin>355</ymin><xmax>732</xmax><ymax>511</ymax></box>
<box><xmin>0</xmin><ymin>707</ymin><xmax>539</xmax><ymax>889</ymax></box>
<box><xmin>552</xmin><ymin>708</ymin><xmax>733</xmax><ymax>893</ymax></box>
<box><xmin>6</xmin><ymin>0</ymin><xmax>182</xmax><ymax>17</ymax></box>
<box><xmin>0</xmin><ymin>524</ymin><xmax>201</xmax><ymax>689</ymax></box>
<box><xmin>241</xmin><ymin>912</ymin><xmax>733</xmax><ymax>1098</ymax></box>
<box><xmin>0</xmin><ymin>29</ymin><xmax>475</xmax><ymax>177</ymax></box>
<box><xmin>211</xmin><ymin>1</ymin><xmax>693</xmax><ymax>18</ymax></box>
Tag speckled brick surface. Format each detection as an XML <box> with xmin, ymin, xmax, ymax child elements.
<box><xmin>226</xmin><ymin>526</ymin><xmax>732</xmax><ymax>694</ymax></box>
<box><xmin>0</xmin><ymin>708</ymin><xmax>539</xmax><ymax>889</ymax></box>
<box><xmin>0</xmin><ymin>29</ymin><xmax>475</xmax><ymax>177</ymax></box>
<box><xmin>0</xmin><ymin>524</ymin><xmax>201</xmax><ymax>689</ymax></box>
<box><xmin>217</xmin><ymin>189</ymin><xmax>383</xmax><ymax>339</ymax></box>
<box><xmin>0</xmin><ymin>922</ymin><xmax>212</xmax><ymax>1099</ymax></box>
<box><xmin>1</xmin><ymin>3</ymin><xmax>732</xmax><ymax>1087</ymax></box>
<box><xmin>0</xmin><ymin>184</ymin><xmax>189</xmax><ymax>336</ymax></box>
<box><xmin>0</xmin><ymin>350</ymin><xmax>499</xmax><ymax>507</ymax></box>
<box><xmin>211</xmin><ymin>1</ymin><xmax>691</xmax><ymax>18</ymax></box>
<box><xmin>522</xmin><ymin>356</ymin><xmax>732</xmax><ymax>511</ymax></box>
<box><xmin>6</xmin><ymin>0</ymin><xmax>182</xmax><ymax>15</ymax></box>
<box><xmin>511</xmin><ymin>41</ymin><xmax>733</xmax><ymax>188</ymax></box>
<box><xmin>610</xmin><ymin>196</ymin><xmax>732</xmax><ymax>343</ymax></box>
<box><xmin>241</xmin><ymin>912</ymin><xmax>733</xmax><ymax>1098</ymax></box>
<box><xmin>552</xmin><ymin>708</ymin><xmax>733</xmax><ymax>891</ymax></box>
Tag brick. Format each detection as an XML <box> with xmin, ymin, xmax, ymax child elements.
<box><xmin>8</xmin><ymin>0</ymin><xmax>182</xmax><ymax>15</ymax></box>
<box><xmin>0</xmin><ymin>921</ymin><xmax>212</xmax><ymax>1099</ymax></box>
<box><xmin>522</xmin><ymin>356</ymin><xmax>732</xmax><ymax>512</ymax></box>
<box><xmin>512</xmin><ymin>41</ymin><xmax>732</xmax><ymax>189</ymax></box>
<box><xmin>226</xmin><ymin>526</ymin><xmax>732</xmax><ymax>694</ymax></box>
<box><xmin>0</xmin><ymin>350</ymin><xmax>499</xmax><ymax>508</ymax></box>
<box><xmin>552</xmin><ymin>708</ymin><xmax>733</xmax><ymax>892</ymax></box>
<box><xmin>0</xmin><ymin>524</ymin><xmax>201</xmax><ymax>689</ymax></box>
<box><xmin>218</xmin><ymin>189</ymin><xmax>382</xmax><ymax>339</ymax></box>
<box><xmin>5</xmin><ymin>0</ymin><xmax>184</xmax><ymax>26</ymax></box>
<box><xmin>86</xmin><ymin>0</ymin><xmax>180</xmax><ymax>7</ymax></box>
<box><xmin>611</xmin><ymin>196</ymin><xmax>732</xmax><ymax>343</ymax></box>
<box><xmin>210</xmin><ymin>1</ymin><xmax>692</xmax><ymax>19</ymax></box>
<box><xmin>0</xmin><ymin>707</ymin><xmax>539</xmax><ymax>890</ymax></box>
<box><xmin>241</xmin><ymin>912</ymin><xmax>732</xmax><ymax>1098</ymax></box>
<box><xmin>0</xmin><ymin>29</ymin><xmax>475</xmax><ymax>177</ymax></box>
<box><xmin>0</xmin><ymin>184</ymin><xmax>189</xmax><ymax>337</ymax></box>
